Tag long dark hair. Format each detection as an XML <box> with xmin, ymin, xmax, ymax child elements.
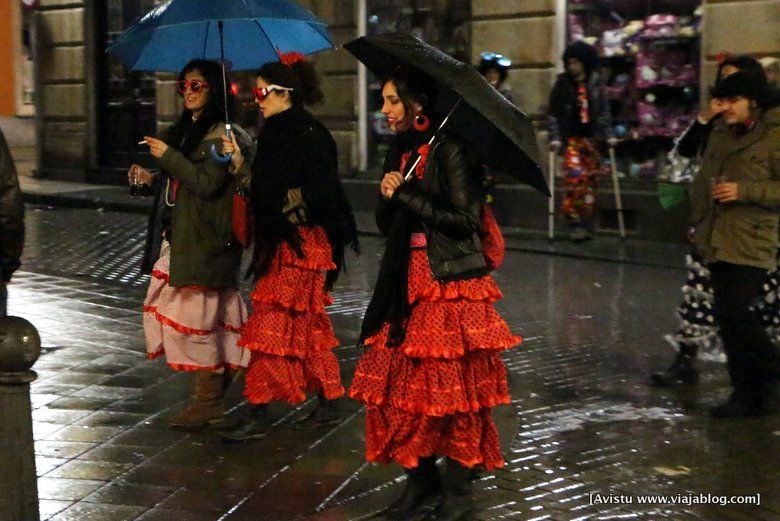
<box><xmin>164</xmin><ymin>59</ymin><xmax>236</xmax><ymax>156</ymax></box>
<box><xmin>257</xmin><ymin>59</ymin><xmax>324</xmax><ymax>107</ymax></box>
<box><xmin>383</xmin><ymin>66</ymin><xmax>438</xmax><ymax>122</ymax></box>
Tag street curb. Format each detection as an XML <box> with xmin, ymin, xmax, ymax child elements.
<box><xmin>22</xmin><ymin>190</ymin><xmax>686</xmax><ymax>270</ymax></box>
<box><xmin>22</xmin><ymin>191</ymin><xmax>152</xmax><ymax>215</ymax></box>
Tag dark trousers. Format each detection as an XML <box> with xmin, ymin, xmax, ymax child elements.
<box><xmin>709</xmin><ymin>262</ymin><xmax>780</xmax><ymax>391</ymax></box>
<box><xmin>0</xmin><ymin>280</ymin><xmax>6</xmax><ymax>317</ymax></box>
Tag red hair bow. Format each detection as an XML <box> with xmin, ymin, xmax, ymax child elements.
<box><xmin>277</xmin><ymin>49</ymin><xmax>307</xmax><ymax>67</ymax></box>
<box><xmin>715</xmin><ymin>51</ymin><xmax>732</xmax><ymax>65</ymax></box>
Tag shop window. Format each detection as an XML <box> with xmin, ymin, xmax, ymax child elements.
<box><xmin>364</xmin><ymin>0</ymin><xmax>471</xmax><ymax>174</ymax></box>
<box><xmin>566</xmin><ymin>0</ymin><xmax>702</xmax><ymax>183</ymax></box>
<box><xmin>95</xmin><ymin>0</ymin><xmax>158</xmax><ymax>179</ymax></box>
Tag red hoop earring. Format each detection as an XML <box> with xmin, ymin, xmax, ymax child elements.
<box><xmin>413</xmin><ymin>114</ymin><xmax>430</xmax><ymax>132</ymax></box>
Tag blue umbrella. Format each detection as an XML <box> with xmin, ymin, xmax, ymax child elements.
<box><xmin>107</xmin><ymin>0</ymin><xmax>334</xmax><ymax>72</ymax></box>
<box><xmin>107</xmin><ymin>0</ymin><xmax>335</xmax><ymax>161</ymax></box>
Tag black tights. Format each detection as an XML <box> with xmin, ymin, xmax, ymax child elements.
<box><xmin>709</xmin><ymin>262</ymin><xmax>780</xmax><ymax>391</ymax></box>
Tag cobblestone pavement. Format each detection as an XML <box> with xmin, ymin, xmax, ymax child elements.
<box><xmin>8</xmin><ymin>205</ymin><xmax>780</xmax><ymax>520</ymax></box>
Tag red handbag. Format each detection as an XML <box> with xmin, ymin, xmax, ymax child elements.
<box><xmin>480</xmin><ymin>204</ymin><xmax>505</xmax><ymax>270</ymax></box>
<box><xmin>232</xmin><ymin>189</ymin><xmax>251</xmax><ymax>248</ymax></box>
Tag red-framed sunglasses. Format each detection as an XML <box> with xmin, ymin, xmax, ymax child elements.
<box><xmin>176</xmin><ymin>80</ymin><xmax>210</xmax><ymax>94</ymax></box>
<box><xmin>252</xmin><ymin>85</ymin><xmax>294</xmax><ymax>102</ymax></box>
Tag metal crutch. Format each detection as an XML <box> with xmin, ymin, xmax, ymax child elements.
<box><xmin>548</xmin><ymin>148</ymin><xmax>557</xmax><ymax>240</ymax></box>
<box><xmin>608</xmin><ymin>143</ymin><xmax>626</xmax><ymax>239</ymax></box>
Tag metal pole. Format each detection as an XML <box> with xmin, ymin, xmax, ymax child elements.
<box><xmin>0</xmin><ymin>316</ymin><xmax>42</xmax><ymax>521</ymax></box>
<box><xmin>403</xmin><ymin>98</ymin><xmax>463</xmax><ymax>181</ymax></box>
<box><xmin>608</xmin><ymin>144</ymin><xmax>626</xmax><ymax>239</ymax></box>
<box><xmin>218</xmin><ymin>20</ymin><xmax>230</xmax><ymax>127</ymax></box>
<box><xmin>548</xmin><ymin>149</ymin><xmax>556</xmax><ymax>240</ymax></box>
<box><xmin>357</xmin><ymin>0</ymin><xmax>368</xmax><ymax>171</ymax></box>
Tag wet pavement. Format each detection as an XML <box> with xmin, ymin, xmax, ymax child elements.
<box><xmin>6</xmin><ymin>205</ymin><xmax>780</xmax><ymax>520</ymax></box>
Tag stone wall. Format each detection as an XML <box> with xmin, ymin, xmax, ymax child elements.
<box><xmin>297</xmin><ymin>0</ymin><xmax>360</xmax><ymax>176</ymax></box>
<box><xmin>471</xmin><ymin>0</ymin><xmax>558</xmax><ymax>118</ymax></box>
<box><xmin>35</xmin><ymin>0</ymin><xmax>88</xmax><ymax>180</ymax></box>
<box><xmin>701</xmin><ymin>0</ymin><xmax>780</xmax><ymax>89</ymax></box>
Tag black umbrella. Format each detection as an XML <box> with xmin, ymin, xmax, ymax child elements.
<box><xmin>345</xmin><ymin>32</ymin><xmax>548</xmax><ymax>196</ymax></box>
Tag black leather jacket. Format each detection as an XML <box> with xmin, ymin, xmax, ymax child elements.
<box><xmin>377</xmin><ymin>134</ymin><xmax>488</xmax><ymax>281</ymax></box>
<box><xmin>0</xmin><ymin>129</ymin><xmax>23</xmax><ymax>283</ymax></box>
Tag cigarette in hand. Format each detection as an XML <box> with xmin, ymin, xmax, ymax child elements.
<box><xmin>138</xmin><ymin>140</ymin><xmax>148</xmax><ymax>145</ymax></box>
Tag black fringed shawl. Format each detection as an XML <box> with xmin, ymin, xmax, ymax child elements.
<box><xmin>359</xmin><ymin>125</ymin><xmax>436</xmax><ymax>346</ymax></box>
<box><xmin>248</xmin><ymin>106</ymin><xmax>359</xmax><ymax>289</ymax></box>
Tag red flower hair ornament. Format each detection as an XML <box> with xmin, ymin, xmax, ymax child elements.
<box><xmin>277</xmin><ymin>49</ymin><xmax>307</xmax><ymax>67</ymax></box>
<box><xmin>715</xmin><ymin>51</ymin><xmax>733</xmax><ymax>66</ymax></box>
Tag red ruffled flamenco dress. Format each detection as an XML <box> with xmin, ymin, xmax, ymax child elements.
<box><xmin>239</xmin><ymin>225</ymin><xmax>345</xmax><ymax>405</ymax></box>
<box><xmin>349</xmin><ymin>146</ymin><xmax>520</xmax><ymax>470</ymax></box>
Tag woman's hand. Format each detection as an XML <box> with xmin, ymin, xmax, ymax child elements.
<box><xmin>143</xmin><ymin>136</ymin><xmax>169</xmax><ymax>159</ymax></box>
<box><xmin>221</xmin><ymin>133</ymin><xmax>244</xmax><ymax>171</ymax></box>
<box><xmin>380</xmin><ymin>171</ymin><xmax>404</xmax><ymax>199</ymax></box>
<box><xmin>712</xmin><ymin>181</ymin><xmax>739</xmax><ymax>203</ymax></box>
<box><xmin>127</xmin><ymin>164</ymin><xmax>154</xmax><ymax>185</ymax></box>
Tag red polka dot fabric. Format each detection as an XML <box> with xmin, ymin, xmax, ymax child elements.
<box><xmin>241</xmin><ymin>226</ymin><xmax>344</xmax><ymax>405</ymax></box>
<box><xmin>350</xmin><ymin>249</ymin><xmax>521</xmax><ymax>470</ymax></box>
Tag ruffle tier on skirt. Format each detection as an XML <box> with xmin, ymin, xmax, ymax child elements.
<box><xmin>349</xmin><ymin>248</ymin><xmax>521</xmax><ymax>470</ymax></box>
<box><xmin>240</xmin><ymin>226</ymin><xmax>344</xmax><ymax>405</ymax></box>
<box><xmin>143</xmin><ymin>242</ymin><xmax>250</xmax><ymax>372</ymax></box>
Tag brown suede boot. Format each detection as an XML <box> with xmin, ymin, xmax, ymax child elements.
<box><xmin>169</xmin><ymin>371</ymin><xmax>227</xmax><ymax>429</ymax></box>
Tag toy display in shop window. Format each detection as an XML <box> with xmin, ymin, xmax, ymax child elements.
<box><xmin>548</xmin><ymin>40</ymin><xmax>613</xmax><ymax>242</ymax></box>
<box><xmin>567</xmin><ymin>1</ymin><xmax>703</xmax><ymax>181</ymax></box>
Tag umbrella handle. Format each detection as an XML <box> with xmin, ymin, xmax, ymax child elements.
<box><xmin>210</xmin><ymin>124</ymin><xmax>233</xmax><ymax>164</ymax></box>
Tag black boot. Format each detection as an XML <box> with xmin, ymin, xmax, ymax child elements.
<box><xmin>756</xmin><ymin>379</ymin><xmax>780</xmax><ymax>416</ymax></box>
<box><xmin>293</xmin><ymin>393</ymin><xmax>341</xmax><ymax>429</ymax></box>
<box><xmin>709</xmin><ymin>388</ymin><xmax>762</xmax><ymax>418</ymax></box>
<box><xmin>217</xmin><ymin>403</ymin><xmax>270</xmax><ymax>441</ymax></box>
<box><xmin>426</xmin><ymin>458</ymin><xmax>474</xmax><ymax>521</ymax></box>
<box><xmin>381</xmin><ymin>457</ymin><xmax>441</xmax><ymax>520</ymax></box>
<box><xmin>651</xmin><ymin>345</ymin><xmax>699</xmax><ymax>386</ymax></box>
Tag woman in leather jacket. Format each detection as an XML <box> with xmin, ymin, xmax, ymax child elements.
<box><xmin>217</xmin><ymin>54</ymin><xmax>359</xmax><ymax>441</ymax></box>
<box><xmin>349</xmin><ymin>68</ymin><xmax>520</xmax><ymax>520</ymax></box>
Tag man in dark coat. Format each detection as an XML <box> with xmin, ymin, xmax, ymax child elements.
<box><xmin>0</xmin><ymin>127</ymin><xmax>24</xmax><ymax>317</ymax></box>
<box><xmin>548</xmin><ymin>40</ymin><xmax>613</xmax><ymax>241</ymax></box>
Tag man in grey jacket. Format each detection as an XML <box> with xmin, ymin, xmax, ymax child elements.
<box><xmin>0</xmin><ymin>127</ymin><xmax>24</xmax><ymax>317</ymax></box>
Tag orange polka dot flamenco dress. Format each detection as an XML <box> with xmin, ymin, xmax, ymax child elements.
<box><xmin>239</xmin><ymin>225</ymin><xmax>344</xmax><ymax>405</ymax></box>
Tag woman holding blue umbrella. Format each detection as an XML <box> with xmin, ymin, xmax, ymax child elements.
<box><xmin>217</xmin><ymin>53</ymin><xmax>359</xmax><ymax>441</ymax></box>
<box><xmin>132</xmin><ymin>59</ymin><xmax>253</xmax><ymax>429</ymax></box>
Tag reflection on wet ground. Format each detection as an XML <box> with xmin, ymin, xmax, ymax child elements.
<box><xmin>8</xmin><ymin>207</ymin><xmax>780</xmax><ymax>520</ymax></box>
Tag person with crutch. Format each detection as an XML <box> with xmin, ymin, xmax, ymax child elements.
<box><xmin>548</xmin><ymin>41</ymin><xmax>613</xmax><ymax>242</ymax></box>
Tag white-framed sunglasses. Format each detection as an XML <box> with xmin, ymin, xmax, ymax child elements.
<box><xmin>252</xmin><ymin>84</ymin><xmax>294</xmax><ymax>102</ymax></box>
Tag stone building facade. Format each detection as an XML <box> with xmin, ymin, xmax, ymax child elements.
<box><xmin>29</xmin><ymin>0</ymin><xmax>780</xmax><ymax>239</ymax></box>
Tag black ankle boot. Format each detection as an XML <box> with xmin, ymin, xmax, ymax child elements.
<box><xmin>217</xmin><ymin>404</ymin><xmax>270</xmax><ymax>441</ymax></box>
<box><xmin>293</xmin><ymin>393</ymin><xmax>341</xmax><ymax>429</ymax></box>
<box><xmin>651</xmin><ymin>346</ymin><xmax>699</xmax><ymax>387</ymax></box>
<box><xmin>709</xmin><ymin>388</ymin><xmax>762</xmax><ymax>418</ymax></box>
<box><xmin>382</xmin><ymin>457</ymin><xmax>441</xmax><ymax>520</ymax></box>
<box><xmin>426</xmin><ymin>458</ymin><xmax>474</xmax><ymax>521</ymax></box>
<box><xmin>756</xmin><ymin>380</ymin><xmax>780</xmax><ymax>416</ymax></box>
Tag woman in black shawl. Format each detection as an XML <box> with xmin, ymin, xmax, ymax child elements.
<box><xmin>217</xmin><ymin>53</ymin><xmax>359</xmax><ymax>441</ymax></box>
